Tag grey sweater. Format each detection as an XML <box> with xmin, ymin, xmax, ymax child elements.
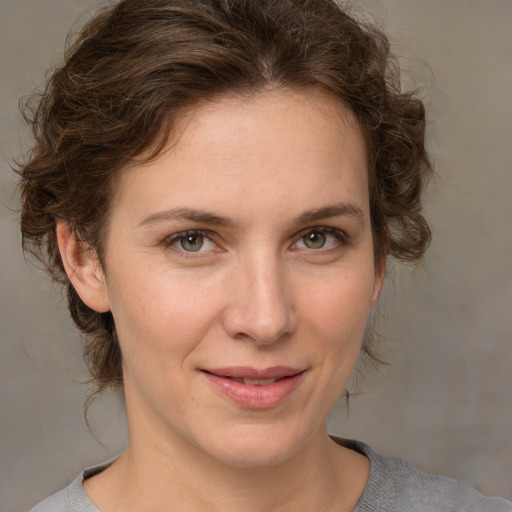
<box><xmin>30</xmin><ymin>439</ymin><xmax>512</xmax><ymax>511</ymax></box>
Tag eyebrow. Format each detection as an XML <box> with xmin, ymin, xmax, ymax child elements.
<box><xmin>293</xmin><ymin>203</ymin><xmax>364</xmax><ymax>228</ymax></box>
<box><xmin>137</xmin><ymin>202</ymin><xmax>364</xmax><ymax>229</ymax></box>
<box><xmin>138</xmin><ymin>207</ymin><xmax>236</xmax><ymax>229</ymax></box>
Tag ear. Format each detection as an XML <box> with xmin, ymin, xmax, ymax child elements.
<box><xmin>56</xmin><ymin>221</ymin><xmax>110</xmax><ymax>313</ymax></box>
<box><xmin>370</xmin><ymin>259</ymin><xmax>386</xmax><ymax>307</ymax></box>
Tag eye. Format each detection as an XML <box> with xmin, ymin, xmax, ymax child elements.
<box><xmin>166</xmin><ymin>230</ymin><xmax>217</xmax><ymax>253</ymax></box>
<box><xmin>179</xmin><ymin>232</ymin><xmax>205</xmax><ymax>252</ymax></box>
<box><xmin>294</xmin><ymin>227</ymin><xmax>345</xmax><ymax>250</ymax></box>
<box><xmin>302</xmin><ymin>231</ymin><xmax>327</xmax><ymax>249</ymax></box>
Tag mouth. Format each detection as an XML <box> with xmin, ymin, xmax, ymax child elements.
<box><xmin>204</xmin><ymin>374</ymin><xmax>291</xmax><ymax>386</ymax></box>
<box><xmin>202</xmin><ymin>366</ymin><xmax>304</xmax><ymax>384</ymax></box>
<box><xmin>200</xmin><ymin>367</ymin><xmax>305</xmax><ymax>409</ymax></box>
<box><xmin>226</xmin><ymin>376</ymin><xmax>283</xmax><ymax>386</ymax></box>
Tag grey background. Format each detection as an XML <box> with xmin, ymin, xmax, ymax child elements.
<box><xmin>1</xmin><ymin>1</ymin><xmax>511</xmax><ymax>510</ymax></box>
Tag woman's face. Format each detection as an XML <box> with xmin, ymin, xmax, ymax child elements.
<box><xmin>93</xmin><ymin>89</ymin><xmax>383</xmax><ymax>467</ymax></box>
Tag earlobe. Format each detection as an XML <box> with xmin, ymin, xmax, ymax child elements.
<box><xmin>371</xmin><ymin>261</ymin><xmax>386</xmax><ymax>307</ymax></box>
<box><xmin>56</xmin><ymin>221</ymin><xmax>110</xmax><ymax>313</ymax></box>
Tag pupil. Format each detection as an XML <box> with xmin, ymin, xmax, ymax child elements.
<box><xmin>305</xmin><ymin>232</ymin><xmax>326</xmax><ymax>248</ymax></box>
<box><xmin>181</xmin><ymin>234</ymin><xmax>203</xmax><ymax>252</ymax></box>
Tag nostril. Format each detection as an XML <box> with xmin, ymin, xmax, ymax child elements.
<box><xmin>221</xmin><ymin>264</ymin><xmax>297</xmax><ymax>344</ymax></box>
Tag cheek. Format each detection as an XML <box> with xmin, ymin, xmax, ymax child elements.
<box><xmin>292</xmin><ymin>270</ymin><xmax>375</xmax><ymax>413</ymax></box>
<box><xmin>107</xmin><ymin>267</ymin><xmax>223</xmax><ymax>370</ymax></box>
<box><xmin>301</xmin><ymin>270</ymin><xmax>375</xmax><ymax>336</ymax></box>
<box><xmin>297</xmin><ymin>266</ymin><xmax>375</xmax><ymax>385</ymax></box>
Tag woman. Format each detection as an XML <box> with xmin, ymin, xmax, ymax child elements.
<box><xmin>17</xmin><ymin>0</ymin><xmax>511</xmax><ymax>510</ymax></box>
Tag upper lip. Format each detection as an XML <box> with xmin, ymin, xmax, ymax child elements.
<box><xmin>202</xmin><ymin>366</ymin><xmax>304</xmax><ymax>379</ymax></box>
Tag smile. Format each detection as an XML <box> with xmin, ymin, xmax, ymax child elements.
<box><xmin>201</xmin><ymin>367</ymin><xmax>305</xmax><ymax>409</ymax></box>
<box><xmin>229</xmin><ymin>377</ymin><xmax>281</xmax><ymax>386</ymax></box>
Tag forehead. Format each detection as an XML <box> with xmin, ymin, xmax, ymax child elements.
<box><xmin>112</xmin><ymin>88</ymin><xmax>369</xmax><ymax>224</ymax></box>
<box><xmin>171</xmin><ymin>88</ymin><xmax>363</xmax><ymax>164</ymax></box>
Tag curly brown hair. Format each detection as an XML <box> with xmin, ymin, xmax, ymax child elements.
<box><xmin>17</xmin><ymin>0</ymin><xmax>432</xmax><ymax>395</ymax></box>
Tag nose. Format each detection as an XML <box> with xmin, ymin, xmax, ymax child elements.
<box><xmin>222</xmin><ymin>252</ymin><xmax>297</xmax><ymax>346</ymax></box>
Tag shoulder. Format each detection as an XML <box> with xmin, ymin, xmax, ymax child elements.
<box><xmin>28</xmin><ymin>461</ymin><xmax>111</xmax><ymax>512</ymax></box>
<box><xmin>30</xmin><ymin>485</ymin><xmax>71</xmax><ymax>512</ymax></box>
<box><xmin>376</xmin><ymin>449</ymin><xmax>512</xmax><ymax>511</ymax></box>
<box><xmin>334</xmin><ymin>438</ymin><xmax>512</xmax><ymax>512</ymax></box>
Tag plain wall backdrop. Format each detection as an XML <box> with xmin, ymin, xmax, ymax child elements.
<box><xmin>1</xmin><ymin>1</ymin><xmax>511</xmax><ymax>510</ymax></box>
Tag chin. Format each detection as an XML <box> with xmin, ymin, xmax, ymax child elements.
<box><xmin>213</xmin><ymin>446</ymin><xmax>297</xmax><ymax>469</ymax></box>
<box><xmin>201</xmin><ymin>422</ymin><xmax>310</xmax><ymax>469</ymax></box>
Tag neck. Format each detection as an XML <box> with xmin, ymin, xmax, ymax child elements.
<box><xmin>84</xmin><ymin>398</ymin><xmax>369</xmax><ymax>512</ymax></box>
<box><xmin>141</xmin><ymin>431</ymin><xmax>333</xmax><ymax>511</ymax></box>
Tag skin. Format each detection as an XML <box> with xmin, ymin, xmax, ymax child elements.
<box><xmin>57</xmin><ymin>88</ymin><xmax>385</xmax><ymax>512</ymax></box>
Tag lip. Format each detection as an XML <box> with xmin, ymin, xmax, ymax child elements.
<box><xmin>201</xmin><ymin>366</ymin><xmax>305</xmax><ymax>409</ymax></box>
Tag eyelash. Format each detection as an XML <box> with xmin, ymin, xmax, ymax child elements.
<box><xmin>164</xmin><ymin>229</ymin><xmax>217</xmax><ymax>256</ymax></box>
<box><xmin>292</xmin><ymin>226</ymin><xmax>349</xmax><ymax>254</ymax></box>
<box><xmin>163</xmin><ymin>226</ymin><xmax>349</xmax><ymax>257</ymax></box>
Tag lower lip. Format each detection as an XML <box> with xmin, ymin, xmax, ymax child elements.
<box><xmin>202</xmin><ymin>371</ymin><xmax>304</xmax><ymax>409</ymax></box>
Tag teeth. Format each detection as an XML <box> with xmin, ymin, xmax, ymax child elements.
<box><xmin>242</xmin><ymin>377</ymin><xmax>278</xmax><ymax>386</ymax></box>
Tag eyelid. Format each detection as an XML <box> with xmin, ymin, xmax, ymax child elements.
<box><xmin>291</xmin><ymin>226</ymin><xmax>349</xmax><ymax>250</ymax></box>
<box><xmin>162</xmin><ymin>226</ymin><xmax>348</xmax><ymax>256</ymax></box>
<box><xmin>164</xmin><ymin>229</ymin><xmax>220</xmax><ymax>254</ymax></box>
